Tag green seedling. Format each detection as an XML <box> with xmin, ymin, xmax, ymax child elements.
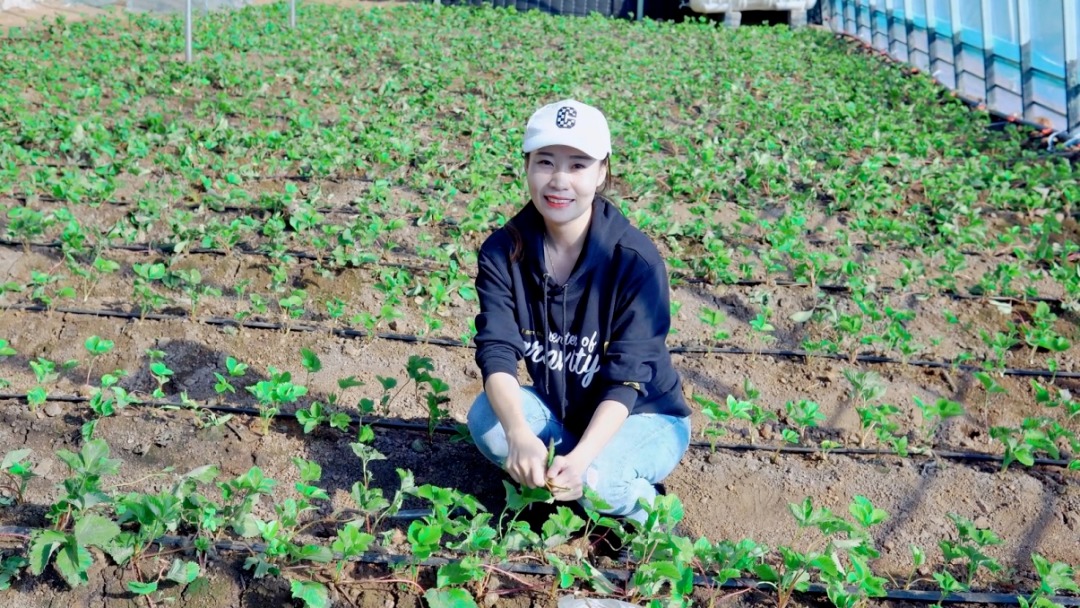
<box><xmin>785</xmin><ymin>399</ymin><xmax>825</xmax><ymax>443</ymax></box>
<box><xmin>0</xmin><ymin>555</ymin><xmax>28</xmax><ymax>591</ymax></box>
<box><xmin>757</xmin><ymin>496</ymin><xmax>887</xmax><ymax>608</ymax></box>
<box><xmin>698</xmin><ymin>307</ymin><xmax>730</xmax><ymax>343</ymax></box>
<box><xmin>245</xmin><ymin>366</ymin><xmax>308</xmax><ymax>435</ymax></box>
<box><xmin>149</xmin><ymin>361</ymin><xmax>174</xmax><ymax>399</ymax></box>
<box><xmin>79</xmin><ymin>257</ymin><xmax>120</xmax><ymax>302</ymax></box>
<box><xmin>1020</xmin><ymin>554</ymin><xmax>1079</xmax><ymax>608</ymax></box>
<box><xmin>939</xmin><ymin>513</ymin><xmax>1002</xmax><ymax>587</ymax></box>
<box><xmin>27</xmin><ymin>357</ymin><xmax>73</xmax><ymax>412</ymax></box>
<box><xmin>989</xmin><ymin>417</ymin><xmax>1067</xmax><ymax>471</ymax></box>
<box><xmin>1</xmin><ymin>449</ymin><xmax>35</xmax><ymax>506</ymax></box>
<box><xmin>914</xmin><ymin>397</ymin><xmax>964</xmax><ymax>448</ymax></box>
<box><xmin>973</xmin><ymin>371</ymin><xmax>1007</xmax><ymax>430</ymax></box>
<box><xmin>83</xmin><ymin>335</ymin><xmax>114</xmax><ymax>386</ymax></box>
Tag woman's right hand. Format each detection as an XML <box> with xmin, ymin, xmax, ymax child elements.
<box><xmin>505</xmin><ymin>430</ymin><xmax>548</xmax><ymax>488</ymax></box>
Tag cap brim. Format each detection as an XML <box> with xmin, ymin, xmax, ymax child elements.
<box><xmin>523</xmin><ymin>135</ymin><xmax>607</xmax><ymax>160</ymax></box>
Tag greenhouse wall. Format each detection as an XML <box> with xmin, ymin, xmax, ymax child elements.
<box><xmin>819</xmin><ymin>0</ymin><xmax>1080</xmax><ymax>137</ymax></box>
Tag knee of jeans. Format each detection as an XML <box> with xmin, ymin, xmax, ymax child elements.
<box><xmin>466</xmin><ymin>393</ymin><xmax>495</xmax><ymax>435</ymax></box>
<box><xmin>582</xmin><ymin>467</ymin><xmax>650</xmax><ymax>516</ymax></box>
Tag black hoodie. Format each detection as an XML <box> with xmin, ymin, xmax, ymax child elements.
<box><xmin>474</xmin><ymin>195</ymin><xmax>692</xmax><ymax>436</ymax></box>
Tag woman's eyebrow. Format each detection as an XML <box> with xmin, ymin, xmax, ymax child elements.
<box><xmin>535</xmin><ymin>152</ymin><xmax>593</xmax><ymax>162</ymax></box>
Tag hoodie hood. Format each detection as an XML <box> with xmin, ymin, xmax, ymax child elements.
<box><xmin>514</xmin><ymin>195</ymin><xmax>632</xmax><ymax>289</ymax></box>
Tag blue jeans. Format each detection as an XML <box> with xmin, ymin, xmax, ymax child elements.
<box><xmin>466</xmin><ymin>386</ymin><xmax>691</xmax><ymax>523</ymax></box>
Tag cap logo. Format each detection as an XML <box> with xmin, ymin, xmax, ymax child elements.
<box><xmin>555</xmin><ymin>106</ymin><xmax>577</xmax><ymax>129</ymax></box>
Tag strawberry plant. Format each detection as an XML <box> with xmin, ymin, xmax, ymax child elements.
<box><xmin>0</xmin><ymin>449</ymin><xmax>35</xmax><ymax>506</ymax></box>
<box><xmin>938</xmin><ymin>513</ymin><xmax>1003</xmax><ymax>588</ymax></box>
<box><xmin>245</xmin><ymin>366</ymin><xmax>309</xmax><ymax>435</ymax></box>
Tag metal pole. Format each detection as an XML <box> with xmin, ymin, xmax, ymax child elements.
<box><xmin>903</xmin><ymin>0</ymin><xmax>915</xmax><ymax>65</ymax></box>
<box><xmin>949</xmin><ymin>0</ymin><xmax>963</xmax><ymax>92</ymax></box>
<box><xmin>885</xmin><ymin>0</ymin><xmax>898</xmax><ymax>56</ymax></box>
<box><xmin>870</xmin><ymin>0</ymin><xmax>881</xmax><ymax>49</ymax></box>
<box><xmin>925</xmin><ymin>0</ymin><xmax>940</xmax><ymax>79</ymax></box>
<box><xmin>1016</xmin><ymin>0</ymin><xmax>1033</xmax><ymax>122</ymax></box>
<box><xmin>858</xmin><ymin>0</ymin><xmax>870</xmax><ymax>42</ymax></box>
<box><xmin>980</xmin><ymin>0</ymin><xmax>995</xmax><ymax>109</ymax></box>
<box><xmin>290</xmin><ymin>0</ymin><xmax>296</xmax><ymax>28</ymax></box>
<box><xmin>185</xmin><ymin>0</ymin><xmax>193</xmax><ymax>63</ymax></box>
<box><xmin>636</xmin><ymin>0</ymin><xmax>641</xmax><ymax>20</ymax></box>
<box><xmin>1065</xmin><ymin>0</ymin><xmax>1080</xmax><ymax>135</ymax></box>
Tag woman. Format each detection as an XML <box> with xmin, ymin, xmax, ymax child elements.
<box><xmin>467</xmin><ymin>99</ymin><xmax>692</xmax><ymax>526</ymax></box>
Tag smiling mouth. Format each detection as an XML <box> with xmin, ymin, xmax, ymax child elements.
<box><xmin>545</xmin><ymin>196</ymin><xmax>573</xmax><ymax>207</ymax></box>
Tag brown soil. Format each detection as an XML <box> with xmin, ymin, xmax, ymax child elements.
<box><xmin>0</xmin><ymin>305</ymin><xmax>1077</xmax><ymax>606</ymax></box>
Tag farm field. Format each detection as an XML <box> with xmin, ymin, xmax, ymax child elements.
<box><xmin>0</xmin><ymin>2</ymin><xmax>1079</xmax><ymax>607</ymax></box>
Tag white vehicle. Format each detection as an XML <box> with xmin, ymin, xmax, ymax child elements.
<box><xmin>683</xmin><ymin>0</ymin><xmax>818</xmax><ymax>27</ymax></box>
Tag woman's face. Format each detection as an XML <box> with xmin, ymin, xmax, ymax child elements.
<box><xmin>526</xmin><ymin>145</ymin><xmax>607</xmax><ymax>233</ymax></box>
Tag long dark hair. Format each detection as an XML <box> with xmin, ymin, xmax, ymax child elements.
<box><xmin>507</xmin><ymin>153</ymin><xmax>613</xmax><ymax>263</ymax></box>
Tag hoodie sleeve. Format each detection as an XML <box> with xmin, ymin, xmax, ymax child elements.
<box><xmin>597</xmin><ymin>256</ymin><xmax>671</xmax><ymax>413</ymax></box>
<box><xmin>474</xmin><ymin>245</ymin><xmax>523</xmax><ymax>380</ymax></box>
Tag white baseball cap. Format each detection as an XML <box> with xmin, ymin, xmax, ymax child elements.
<box><xmin>522</xmin><ymin>99</ymin><xmax>611</xmax><ymax>160</ymax></box>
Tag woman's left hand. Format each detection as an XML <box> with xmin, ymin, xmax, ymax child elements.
<box><xmin>545</xmin><ymin>454</ymin><xmax>588</xmax><ymax>501</ymax></box>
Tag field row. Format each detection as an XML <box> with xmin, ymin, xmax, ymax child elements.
<box><xmin>1</xmin><ymin>246</ymin><xmax>1076</xmax><ymax>373</ymax></box>
<box><xmin>0</xmin><ymin>310</ymin><xmax>1075</xmax><ymax>470</ymax></box>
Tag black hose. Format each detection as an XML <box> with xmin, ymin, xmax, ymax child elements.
<box><xmin>2</xmin><ymin>304</ymin><xmax>1076</xmax><ymax>379</ymax></box>
<box><xmin>0</xmin><ymin>393</ymin><xmax>1073</xmax><ymax>468</ymax></box>
<box><xmin>4</xmin><ymin>235</ymin><xmax>1073</xmax><ymax>309</ymax></box>
<box><xmin>0</xmin><ymin>525</ymin><xmax>1076</xmax><ymax>605</ymax></box>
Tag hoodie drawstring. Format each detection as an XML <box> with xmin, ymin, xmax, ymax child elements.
<box><xmin>542</xmin><ymin>272</ymin><xmax>568</xmax><ymax>422</ymax></box>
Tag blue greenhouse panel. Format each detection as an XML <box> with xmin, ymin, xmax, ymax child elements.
<box><xmin>825</xmin><ymin>0</ymin><xmax>1078</xmax><ymax>135</ymax></box>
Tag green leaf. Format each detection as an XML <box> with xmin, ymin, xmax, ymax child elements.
<box><xmin>165</xmin><ymin>559</ymin><xmax>200</xmax><ymax>585</ymax></box>
<box><xmin>332</xmin><ymin>523</ymin><xmax>374</xmax><ymax>557</ymax></box>
<box><xmin>54</xmin><ymin>542</ymin><xmax>93</xmax><ymax>588</ymax></box>
<box><xmin>436</xmin><ymin>556</ymin><xmax>484</xmax><ymax>587</ymax></box>
<box><xmin>1032</xmin><ymin>554</ymin><xmax>1079</xmax><ymax>595</ymax></box>
<box><xmin>300</xmin><ymin>348</ymin><xmax>322</xmax><ymax>373</ymax></box>
<box><xmin>0</xmin><ymin>555</ymin><xmax>28</xmax><ymax>591</ymax></box>
<box><xmin>184</xmin><ymin>464</ymin><xmax>220</xmax><ymax>485</ymax></box>
<box><xmin>84</xmin><ymin>336</ymin><xmax>114</xmax><ymax>355</ymax></box>
<box><xmin>1</xmin><ymin>448</ymin><xmax>31</xmax><ymax>470</ymax></box>
<box><xmin>290</xmin><ymin>580</ymin><xmax>329</xmax><ymax>608</ymax></box>
<box><xmin>849</xmin><ymin>495</ymin><xmax>888</xmax><ymax>527</ymax></box>
<box><xmin>296</xmin><ymin>483</ymin><xmax>330</xmax><ymax>501</ymax></box>
<box><xmin>753</xmin><ymin>563</ymin><xmax>780</xmax><ymax>583</ymax></box>
<box><xmin>424</xmin><ymin>588</ymin><xmax>479</xmax><ymax>608</ymax></box>
<box><xmin>127</xmin><ymin>580</ymin><xmax>158</xmax><ymax>595</ymax></box>
<box><xmin>294</xmin><ymin>545</ymin><xmax>334</xmax><ymax>564</ymax></box>
<box><xmin>28</xmin><ymin>530</ymin><xmax>67</xmax><ymax>575</ymax></box>
<box><xmin>910</xmin><ymin>545</ymin><xmax>926</xmax><ymax>568</ymax></box>
<box><xmin>74</xmin><ymin>514</ymin><xmax>120</xmax><ymax>548</ymax></box>
<box><xmin>789</xmin><ymin>310</ymin><xmax>814</xmax><ymax>323</ymax></box>
<box><xmin>292</xmin><ymin>458</ymin><xmax>322</xmax><ymax>483</ymax></box>
<box><xmin>233</xmin><ymin>513</ymin><xmax>261</xmax><ymax>538</ymax></box>
<box><xmin>329</xmin><ymin>413</ymin><xmax>352</xmax><ymax>431</ymax></box>
<box><xmin>337</xmin><ymin>376</ymin><xmax>364</xmax><ymax>389</ymax></box>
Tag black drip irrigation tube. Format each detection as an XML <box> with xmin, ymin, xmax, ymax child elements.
<box><xmin>676</xmin><ymin>275</ymin><xmax>1069</xmax><ymax>308</ymax></box>
<box><xmin>666</xmin><ymin>344</ymin><xmax>1080</xmax><ymax>380</ymax></box>
<box><xmin>2</xmin><ymin>237</ymin><xmax>1074</xmax><ymax>310</ymax></box>
<box><xmin>0</xmin><ymin>238</ymin><xmax>442</xmax><ymax>275</ymax></box>
<box><xmin>0</xmin><ymin>525</ymin><xmax>1076</xmax><ymax>606</ymax></box>
<box><xmin>2</xmin><ymin>303</ymin><xmax>1077</xmax><ymax>380</ymax></box>
<box><xmin>0</xmin><ymin>392</ymin><xmax>1073</xmax><ymax>469</ymax></box>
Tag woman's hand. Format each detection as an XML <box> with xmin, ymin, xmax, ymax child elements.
<box><xmin>545</xmin><ymin>453</ymin><xmax>588</xmax><ymax>501</ymax></box>
<box><xmin>505</xmin><ymin>430</ymin><xmax>548</xmax><ymax>489</ymax></box>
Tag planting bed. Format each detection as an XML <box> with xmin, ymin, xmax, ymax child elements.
<box><xmin>1</xmin><ymin>1</ymin><xmax>1079</xmax><ymax>607</ymax></box>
